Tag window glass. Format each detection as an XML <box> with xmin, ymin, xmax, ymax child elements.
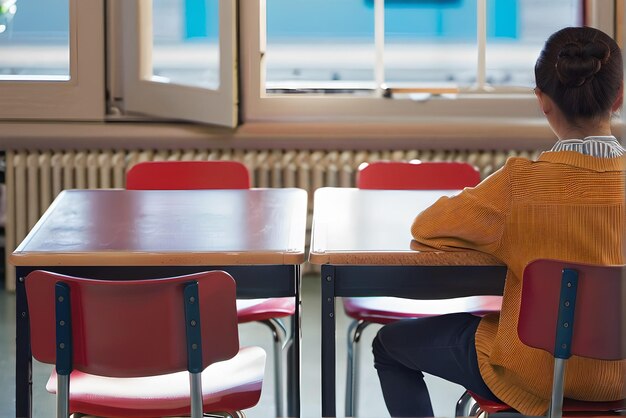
<box><xmin>0</xmin><ymin>0</ymin><xmax>70</xmax><ymax>80</ymax></box>
<box><xmin>265</xmin><ymin>0</ymin><xmax>375</xmax><ymax>93</ymax></box>
<box><xmin>486</xmin><ymin>0</ymin><xmax>582</xmax><ymax>87</ymax></box>
<box><xmin>384</xmin><ymin>0</ymin><xmax>477</xmax><ymax>87</ymax></box>
<box><xmin>265</xmin><ymin>0</ymin><xmax>583</xmax><ymax>93</ymax></box>
<box><xmin>152</xmin><ymin>0</ymin><xmax>219</xmax><ymax>89</ymax></box>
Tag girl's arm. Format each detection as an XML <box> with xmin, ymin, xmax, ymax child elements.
<box><xmin>411</xmin><ymin>163</ymin><xmax>512</xmax><ymax>254</ymax></box>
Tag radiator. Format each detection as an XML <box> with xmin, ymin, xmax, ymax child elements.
<box><xmin>4</xmin><ymin>148</ymin><xmax>540</xmax><ymax>290</ymax></box>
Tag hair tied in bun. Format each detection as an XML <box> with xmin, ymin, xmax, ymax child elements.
<box><xmin>555</xmin><ymin>40</ymin><xmax>610</xmax><ymax>87</ymax></box>
<box><xmin>582</xmin><ymin>39</ymin><xmax>611</xmax><ymax>63</ymax></box>
<box><xmin>558</xmin><ymin>42</ymin><xmax>582</xmax><ymax>58</ymax></box>
<box><xmin>535</xmin><ymin>27</ymin><xmax>622</xmax><ymax>120</ymax></box>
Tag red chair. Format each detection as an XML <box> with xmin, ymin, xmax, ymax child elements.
<box><xmin>355</xmin><ymin>160</ymin><xmax>482</xmax><ymax>190</ymax></box>
<box><xmin>125</xmin><ymin>160</ymin><xmax>252</xmax><ymax>190</ymax></box>
<box><xmin>461</xmin><ymin>259</ymin><xmax>626</xmax><ymax>418</ymax></box>
<box><xmin>126</xmin><ymin>160</ymin><xmax>294</xmax><ymax>417</ymax></box>
<box><xmin>344</xmin><ymin>160</ymin><xmax>502</xmax><ymax>417</ymax></box>
<box><xmin>26</xmin><ymin>270</ymin><xmax>266</xmax><ymax>418</ymax></box>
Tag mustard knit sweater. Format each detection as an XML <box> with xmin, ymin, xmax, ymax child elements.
<box><xmin>411</xmin><ymin>151</ymin><xmax>626</xmax><ymax>416</ymax></box>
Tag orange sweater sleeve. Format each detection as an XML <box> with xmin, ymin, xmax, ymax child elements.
<box><xmin>411</xmin><ymin>162</ymin><xmax>511</xmax><ymax>254</ymax></box>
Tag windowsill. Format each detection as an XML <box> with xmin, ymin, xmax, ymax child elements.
<box><xmin>1</xmin><ymin>118</ymin><xmax>622</xmax><ymax>151</ymax></box>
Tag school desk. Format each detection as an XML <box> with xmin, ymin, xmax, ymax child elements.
<box><xmin>309</xmin><ymin>187</ymin><xmax>506</xmax><ymax>417</ymax></box>
<box><xmin>10</xmin><ymin>188</ymin><xmax>307</xmax><ymax>418</ymax></box>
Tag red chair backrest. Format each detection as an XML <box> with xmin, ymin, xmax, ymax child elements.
<box><xmin>26</xmin><ymin>270</ymin><xmax>240</xmax><ymax>377</ymax></box>
<box><xmin>357</xmin><ymin>161</ymin><xmax>480</xmax><ymax>190</ymax></box>
<box><xmin>126</xmin><ymin>161</ymin><xmax>250</xmax><ymax>190</ymax></box>
<box><xmin>519</xmin><ymin>259</ymin><xmax>626</xmax><ymax>361</ymax></box>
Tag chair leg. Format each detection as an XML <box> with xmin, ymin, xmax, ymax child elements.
<box><xmin>260</xmin><ymin>318</ymin><xmax>288</xmax><ymax>418</ymax></box>
<box><xmin>189</xmin><ymin>372</ymin><xmax>203</xmax><ymax>418</ymax></box>
<box><xmin>57</xmin><ymin>373</ymin><xmax>70</xmax><ymax>418</ymax></box>
<box><xmin>204</xmin><ymin>412</ymin><xmax>243</xmax><ymax>418</ymax></box>
<box><xmin>549</xmin><ymin>358</ymin><xmax>566</xmax><ymax>418</ymax></box>
<box><xmin>470</xmin><ymin>402</ymin><xmax>482</xmax><ymax>417</ymax></box>
<box><xmin>456</xmin><ymin>390</ymin><xmax>474</xmax><ymax>417</ymax></box>
<box><xmin>345</xmin><ymin>320</ymin><xmax>371</xmax><ymax>418</ymax></box>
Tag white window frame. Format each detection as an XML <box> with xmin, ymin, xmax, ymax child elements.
<box><xmin>114</xmin><ymin>0</ymin><xmax>238</xmax><ymax>128</ymax></box>
<box><xmin>0</xmin><ymin>0</ymin><xmax>105</xmax><ymax>120</ymax></box>
<box><xmin>240</xmin><ymin>0</ymin><xmax>616</xmax><ymax>123</ymax></box>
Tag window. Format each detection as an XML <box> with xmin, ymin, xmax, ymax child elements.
<box><xmin>484</xmin><ymin>0</ymin><xmax>582</xmax><ymax>88</ymax></box>
<box><xmin>262</xmin><ymin>0</ymin><xmax>582</xmax><ymax>91</ymax></box>
<box><xmin>264</xmin><ymin>0</ymin><xmax>376</xmax><ymax>93</ymax></box>
<box><xmin>0</xmin><ymin>0</ymin><xmax>69</xmax><ymax>79</ymax></box>
<box><xmin>0</xmin><ymin>0</ymin><xmax>104</xmax><ymax>120</ymax></box>
<box><xmin>151</xmin><ymin>0</ymin><xmax>220</xmax><ymax>89</ymax></box>
<box><xmin>240</xmin><ymin>0</ymin><xmax>611</xmax><ymax>123</ymax></box>
<box><xmin>0</xmin><ymin>0</ymin><xmax>619</xmax><ymax>127</ymax></box>
<box><xmin>116</xmin><ymin>0</ymin><xmax>237</xmax><ymax>127</ymax></box>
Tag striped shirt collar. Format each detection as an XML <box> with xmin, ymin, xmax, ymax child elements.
<box><xmin>550</xmin><ymin>135</ymin><xmax>625</xmax><ymax>158</ymax></box>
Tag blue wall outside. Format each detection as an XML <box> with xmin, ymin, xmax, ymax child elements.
<box><xmin>185</xmin><ymin>0</ymin><xmax>517</xmax><ymax>41</ymax></box>
<box><xmin>0</xmin><ymin>0</ymin><xmax>517</xmax><ymax>43</ymax></box>
<box><xmin>1</xmin><ymin>0</ymin><xmax>69</xmax><ymax>41</ymax></box>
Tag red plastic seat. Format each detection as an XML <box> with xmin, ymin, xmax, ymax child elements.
<box><xmin>342</xmin><ymin>295</ymin><xmax>502</xmax><ymax>324</ymax></box>
<box><xmin>26</xmin><ymin>270</ymin><xmax>266</xmax><ymax>418</ymax></box>
<box><xmin>344</xmin><ymin>160</ymin><xmax>502</xmax><ymax>417</ymax></box>
<box><xmin>460</xmin><ymin>260</ymin><xmax>626</xmax><ymax>417</ymax></box>
<box><xmin>126</xmin><ymin>160</ymin><xmax>294</xmax><ymax>416</ymax></box>
<box><xmin>236</xmin><ymin>297</ymin><xmax>296</xmax><ymax>322</ymax></box>
<box><xmin>466</xmin><ymin>390</ymin><xmax>626</xmax><ymax>416</ymax></box>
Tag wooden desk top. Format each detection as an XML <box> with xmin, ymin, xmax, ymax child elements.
<box><xmin>10</xmin><ymin>188</ymin><xmax>308</xmax><ymax>266</ymax></box>
<box><xmin>309</xmin><ymin>188</ymin><xmax>502</xmax><ymax>266</ymax></box>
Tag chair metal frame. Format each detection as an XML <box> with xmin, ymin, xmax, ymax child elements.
<box><xmin>126</xmin><ymin>160</ymin><xmax>292</xmax><ymax>416</ymax></box>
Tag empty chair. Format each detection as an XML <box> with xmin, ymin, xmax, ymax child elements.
<box><xmin>355</xmin><ymin>160</ymin><xmax>482</xmax><ymax>190</ymax></box>
<box><xmin>126</xmin><ymin>160</ymin><xmax>294</xmax><ymax>417</ymax></box>
<box><xmin>460</xmin><ymin>259</ymin><xmax>626</xmax><ymax>418</ymax></box>
<box><xmin>344</xmin><ymin>160</ymin><xmax>502</xmax><ymax>417</ymax></box>
<box><xmin>125</xmin><ymin>160</ymin><xmax>252</xmax><ymax>190</ymax></box>
<box><xmin>26</xmin><ymin>269</ymin><xmax>266</xmax><ymax>418</ymax></box>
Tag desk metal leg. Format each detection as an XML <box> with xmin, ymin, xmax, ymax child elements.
<box><xmin>15</xmin><ymin>268</ymin><xmax>32</xmax><ymax>418</ymax></box>
<box><xmin>287</xmin><ymin>265</ymin><xmax>301</xmax><ymax>417</ymax></box>
<box><xmin>321</xmin><ymin>265</ymin><xmax>336</xmax><ymax>418</ymax></box>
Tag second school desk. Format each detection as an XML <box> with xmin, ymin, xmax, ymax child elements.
<box><xmin>10</xmin><ymin>188</ymin><xmax>307</xmax><ymax>418</ymax></box>
<box><xmin>309</xmin><ymin>187</ymin><xmax>507</xmax><ymax>417</ymax></box>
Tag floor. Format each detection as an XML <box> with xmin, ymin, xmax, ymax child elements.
<box><xmin>0</xmin><ymin>273</ymin><xmax>467</xmax><ymax>418</ymax></box>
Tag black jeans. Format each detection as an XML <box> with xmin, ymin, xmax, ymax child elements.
<box><xmin>372</xmin><ymin>312</ymin><xmax>500</xmax><ymax>417</ymax></box>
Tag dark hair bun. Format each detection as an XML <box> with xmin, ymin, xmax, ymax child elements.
<box><xmin>555</xmin><ymin>40</ymin><xmax>611</xmax><ymax>87</ymax></box>
<box><xmin>535</xmin><ymin>27</ymin><xmax>622</xmax><ymax>121</ymax></box>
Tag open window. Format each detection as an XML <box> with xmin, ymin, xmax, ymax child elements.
<box><xmin>0</xmin><ymin>0</ymin><xmax>104</xmax><ymax>120</ymax></box>
<box><xmin>116</xmin><ymin>0</ymin><xmax>238</xmax><ymax>128</ymax></box>
<box><xmin>241</xmin><ymin>0</ymin><xmax>614</xmax><ymax>123</ymax></box>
